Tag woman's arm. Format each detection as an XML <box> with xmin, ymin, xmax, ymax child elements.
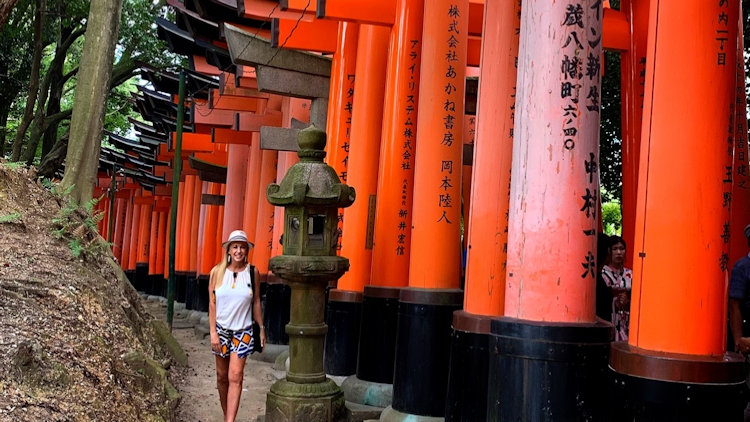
<box><xmin>208</xmin><ymin>267</ymin><xmax>220</xmax><ymax>353</ymax></box>
<box><xmin>253</xmin><ymin>267</ymin><xmax>265</xmax><ymax>348</ymax></box>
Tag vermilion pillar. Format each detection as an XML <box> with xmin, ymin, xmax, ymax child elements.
<box><xmin>112</xmin><ymin>197</ymin><xmax>126</xmax><ymax>262</ymax></box>
<box><xmin>385</xmin><ymin>1</ymin><xmax>467</xmax><ymax>419</ymax></box>
<box><xmin>326</xmin><ymin>22</ymin><xmax>358</xmax><ymax>254</ymax></box>
<box><xmin>186</xmin><ymin>174</ymin><xmax>202</xmax><ymax>310</ymax></box>
<box><xmin>351</xmin><ymin>0</ymin><xmax>424</xmax><ymax>398</ymax></box>
<box><xmin>326</xmin><ymin>24</ymin><xmax>390</xmax><ymax>377</ymax></box>
<box><xmin>446</xmin><ymin>2</ymin><xmax>520</xmax><ymax>421</ymax></box>
<box><xmin>620</xmin><ymin>0</ymin><xmax>649</xmax><ymax>269</ymax></box>
<box><xmin>175</xmin><ymin>177</ymin><xmax>192</xmax><ymax>303</ymax></box>
<box><xmin>135</xmin><ymin>192</ymin><xmax>153</xmax><ymax>292</ymax></box>
<box><xmin>487</xmin><ymin>1</ymin><xmax>612</xmax><ymax>420</ymax></box>
<box><xmin>609</xmin><ymin>1</ymin><xmax>745</xmax><ymax>419</ymax></box>
<box><xmin>242</xmin><ymin>133</ymin><xmax>262</xmax><ymax>262</ymax></box>
<box><xmin>196</xmin><ymin>181</ymin><xmax>221</xmax><ymax>311</ymax></box>
<box><xmin>120</xmin><ymin>189</ymin><xmax>134</xmax><ymax>278</ymax></box>
<box><xmin>155</xmin><ymin>205</ymin><xmax>168</xmax><ymax>297</ymax></box>
<box><xmin>221</xmin><ymin>144</ymin><xmax>249</xmax><ymax>239</ymax></box>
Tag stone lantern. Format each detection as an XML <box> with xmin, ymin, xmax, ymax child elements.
<box><xmin>265</xmin><ymin>126</ymin><xmax>355</xmax><ymax>422</ymax></box>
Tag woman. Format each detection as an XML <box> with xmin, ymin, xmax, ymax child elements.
<box><xmin>209</xmin><ymin>229</ymin><xmax>265</xmax><ymax>422</ymax></box>
<box><xmin>600</xmin><ymin>236</ymin><xmax>633</xmax><ymax>342</ymax></box>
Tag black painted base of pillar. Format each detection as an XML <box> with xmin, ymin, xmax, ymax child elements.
<box><xmin>608</xmin><ymin>342</ymin><xmax>746</xmax><ymax>421</ymax></box>
<box><xmin>445</xmin><ymin>311</ymin><xmax>491</xmax><ymax>422</ymax></box>
<box><xmin>185</xmin><ymin>275</ymin><xmax>196</xmax><ymax>310</ymax></box>
<box><xmin>392</xmin><ymin>288</ymin><xmax>463</xmax><ymax>418</ymax></box>
<box><xmin>159</xmin><ymin>277</ymin><xmax>167</xmax><ymax>298</ymax></box>
<box><xmin>487</xmin><ymin>317</ymin><xmax>613</xmax><ymax>421</ymax></box>
<box><xmin>134</xmin><ymin>263</ymin><xmax>148</xmax><ymax>292</ymax></box>
<box><xmin>263</xmin><ymin>278</ymin><xmax>291</xmax><ymax>345</ymax></box>
<box><xmin>176</xmin><ymin>272</ymin><xmax>188</xmax><ymax>303</ymax></box>
<box><xmin>195</xmin><ymin>275</ymin><xmax>209</xmax><ymax>312</ymax></box>
<box><xmin>357</xmin><ymin>285</ymin><xmax>401</xmax><ymax>384</ymax></box>
<box><xmin>147</xmin><ymin>275</ymin><xmax>161</xmax><ymax>295</ymax></box>
<box><xmin>324</xmin><ymin>289</ymin><xmax>363</xmax><ymax>376</ymax></box>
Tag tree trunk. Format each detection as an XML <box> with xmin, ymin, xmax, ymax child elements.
<box><xmin>37</xmin><ymin>132</ymin><xmax>67</xmax><ymax>179</ymax></box>
<box><xmin>9</xmin><ymin>0</ymin><xmax>45</xmax><ymax>162</ymax></box>
<box><xmin>25</xmin><ymin>19</ymin><xmax>83</xmax><ymax>165</ymax></box>
<box><xmin>0</xmin><ymin>0</ymin><xmax>20</xmax><ymax>29</ymax></box>
<box><xmin>0</xmin><ymin>105</ymin><xmax>9</xmax><ymax>157</ymax></box>
<box><xmin>60</xmin><ymin>0</ymin><xmax>124</xmax><ymax>204</ymax></box>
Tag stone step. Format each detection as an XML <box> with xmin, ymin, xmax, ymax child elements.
<box><xmin>345</xmin><ymin>401</ymin><xmax>384</xmax><ymax>422</ymax></box>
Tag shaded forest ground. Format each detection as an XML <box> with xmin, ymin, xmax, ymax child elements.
<box><xmin>0</xmin><ymin>162</ymin><xmax>181</xmax><ymax>421</ymax></box>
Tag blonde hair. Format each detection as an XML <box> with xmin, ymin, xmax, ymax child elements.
<box><xmin>212</xmin><ymin>242</ymin><xmax>249</xmax><ymax>289</ymax></box>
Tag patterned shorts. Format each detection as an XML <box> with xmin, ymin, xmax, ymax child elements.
<box><xmin>214</xmin><ymin>323</ymin><xmax>254</xmax><ymax>358</ymax></box>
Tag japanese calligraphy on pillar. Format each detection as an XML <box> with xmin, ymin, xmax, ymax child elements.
<box><xmin>436</xmin><ymin>3</ymin><xmax>463</xmax><ymax>225</ymax></box>
<box><xmin>337</xmin><ymin>73</ymin><xmax>355</xmax><ymax>251</ymax></box>
<box><xmin>396</xmin><ymin>40</ymin><xmax>420</xmax><ymax>255</ymax></box>
<box><xmin>559</xmin><ymin>1</ymin><xmax>602</xmax><ymax>278</ymax></box>
<box><xmin>718</xmin><ymin>0</ymin><xmax>733</xmax><ymax>270</ymax></box>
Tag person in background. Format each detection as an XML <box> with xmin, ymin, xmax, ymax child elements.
<box><xmin>729</xmin><ymin>224</ymin><xmax>750</xmax><ymax>355</ymax></box>
<box><xmin>208</xmin><ymin>230</ymin><xmax>265</xmax><ymax>422</ymax></box>
<box><xmin>599</xmin><ymin>235</ymin><xmax>633</xmax><ymax>342</ymax></box>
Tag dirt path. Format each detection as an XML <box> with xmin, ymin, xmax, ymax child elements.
<box><xmin>142</xmin><ymin>298</ymin><xmax>285</xmax><ymax>422</ymax></box>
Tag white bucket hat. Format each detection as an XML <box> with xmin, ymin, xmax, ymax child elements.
<box><xmin>222</xmin><ymin>229</ymin><xmax>254</xmax><ymax>249</ymax></box>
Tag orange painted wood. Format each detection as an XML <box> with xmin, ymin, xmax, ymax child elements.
<box><xmin>620</xmin><ymin>0</ymin><xmax>649</xmax><ymax>269</ymax></box>
<box><xmin>408</xmin><ymin>0</ymin><xmax>468</xmax><ymax>289</ymax></box>
<box><xmin>325</xmin><ymin>22</ymin><xmax>358</xmax><ymax>254</ymax></box>
<box><xmin>219</xmin><ymin>82</ymin><xmax>264</xmax><ymax>98</ymax></box>
<box><xmin>199</xmin><ymin>182</ymin><xmax>222</xmax><ymax>276</ymax></box>
<box><xmin>120</xmin><ymin>192</ymin><xmax>134</xmax><ymax>270</ymax></box>
<box><xmin>253</xmin><ymin>149</ymin><xmax>278</xmax><ymax>277</ymax></box>
<box><xmin>603</xmin><ymin>7</ymin><xmax>629</xmax><ymax>51</ymax></box>
<box><xmin>319</xmin><ymin>0</ymin><xmax>395</xmax><ymax>26</ymax></box>
<box><xmin>461</xmin><ymin>114</ymin><xmax>474</xmax><ymax>251</ymax></box>
<box><xmin>273</xmin><ymin>17</ymin><xmax>338</xmax><ymax>53</ymax></box>
<box><xmin>212</xmin><ymin>127</ymin><xmax>255</xmax><ymax>145</ymax></box>
<box><xmin>221</xmin><ymin>145</ymin><xmax>250</xmax><ymax>240</ymax></box>
<box><xmin>192</xmin><ymin>103</ymin><xmax>236</xmax><ymax>126</ymax></box>
<box><xmin>128</xmin><ymin>194</ymin><xmax>142</xmax><ymax>271</ymax></box>
<box><xmin>369</xmin><ymin>0</ymin><xmax>423</xmax><ymax>288</ymax></box>
<box><xmin>239</xmin><ymin>111</ymin><xmax>282</xmax><ymax>131</ymax></box>
<box><xmin>467</xmin><ymin>36</ymin><xmax>481</xmax><ymax>67</ymax></box>
<box><xmin>133</xmin><ymin>196</ymin><xmax>155</xmax><ymax>206</ymax></box>
<box><xmin>337</xmin><ymin>24</ymin><xmax>390</xmax><ymax>293</ymax></box>
<box><xmin>136</xmin><ymin>193</ymin><xmax>153</xmax><ymax>264</ymax></box>
<box><xmin>467</xmin><ymin>0</ymin><xmax>483</xmax><ymax>36</ymax></box>
<box><xmin>243</xmin><ymin>107</ymin><xmax>264</xmax><ymax>262</ymax></box>
<box><xmin>629</xmin><ymin>0</ymin><xmax>738</xmax><ymax>355</ymax></box>
<box><xmin>283</xmin><ymin>0</ymin><xmax>317</xmax><ymax>12</ymax></box>
<box><xmin>148</xmin><ymin>209</ymin><xmax>159</xmax><ymax>274</ymax></box>
<box><xmin>504</xmin><ymin>0</ymin><xmax>602</xmax><ymax>322</ymax></box>
<box><xmin>271</xmin><ymin>151</ymin><xmax>295</xmax><ymax>258</ymax></box>
<box><xmin>113</xmin><ymin>198</ymin><xmax>126</xmax><ymax>262</ymax></box>
<box><xmin>193</xmin><ymin>143</ymin><xmax>229</xmax><ymax>167</ymax></box>
<box><xmin>163</xmin><ymin>211</ymin><xmax>171</xmax><ymax>279</ymax></box>
<box><xmin>240</xmin><ymin>0</ymin><xmax>315</xmax><ymax>21</ymax></box>
<box><xmin>210</xmin><ymin>94</ymin><xmax>261</xmax><ymax>112</ymax></box>
<box><xmin>155</xmin><ymin>210</ymin><xmax>168</xmax><ymax>276</ymax></box>
<box><xmin>172</xmin><ymin>133</ymin><xmax>214</xmax><ymax>152</ymax></box>
<box><xmin>236</xmin><ymin>76</ymin><xmax>259</xmax><ymax>89</ymax></box>
<box><xmin>176</xmin><ymin>179</ymin><xmax>190</xmax><ymax>273</ymax></box>
<box><xmin>189</xmin><ymin>175</ymin><xmax>202</xmax><ymax>272</ymax></box>
<box><xmin>193</xmin><ymin>55</ymin><xmax>222</xmax><ymax>76</ymax></box>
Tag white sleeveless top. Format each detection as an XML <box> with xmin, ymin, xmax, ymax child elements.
<box><xmin>215</xmin><ymin>266</ymin><xmax>254</xmax><ymax>330</ymax></box>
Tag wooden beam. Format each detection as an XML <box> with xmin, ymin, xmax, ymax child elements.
<box><xmin>239</xmin><ymin>0</ymin><xmax>316</xmax><ymax>21</ymax></box>
<box><xmin>317</xmin><ymin>0</ymin><xmax>395</xmax><ymax>26</ymax></box>
<box><xmin>271</xmin><ymin>17</ymin><xmax>338</xmax><ymax>53</ymax></box>
<box><xmin>603</xmin><ymin>8</ymin><xmax>630</xmax><ymax>51</ymax></box>
<box><xmin>209</xmin><ymin>92</ymin><xmax>263</xmax><ymax>111</ymax></box>
<box><xmin>171</xmin><ymin>132</ymin><xmax>214</xmax><ymax>152</ymax></box>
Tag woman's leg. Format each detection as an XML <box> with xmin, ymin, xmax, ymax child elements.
<box><xmin>225</xmin><ymin>353</ymin><xmax>247</xmax><ymax>422</ymax></box>
<box><xmin>215</xmin><ymin>355</ymin><xmax>230</xmax><ymax>416</ymax></box>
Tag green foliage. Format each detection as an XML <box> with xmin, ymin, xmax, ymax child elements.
<box><xmin>602</xmin><ymin>200</ymin><xmax>622</xmax><ymax>236</ymax></box>
<box><xmin>1</xmin><ymin>161</ymin><xmax>25</xmax><ymax>169</ymax></box>
<box><xmin>50</xmin><ymin>188</ymin><xmax>110</xmax><ymax>259</ymax></box>
<box><xmin>0</xmin><ymin>213</ymin><xmax>23</xmax><ymax>223</ymax></box>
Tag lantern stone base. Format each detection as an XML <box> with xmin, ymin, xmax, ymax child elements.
<box><xmin>265</xmin><ymin>378</ymin><xmax>346</xmax><ymax>422</ymax></box>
